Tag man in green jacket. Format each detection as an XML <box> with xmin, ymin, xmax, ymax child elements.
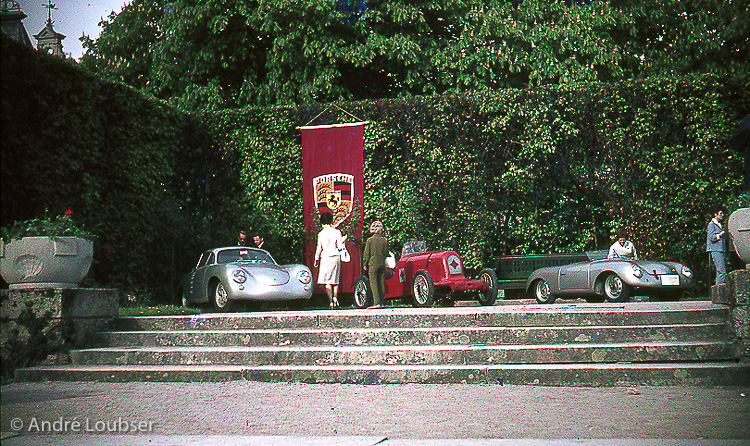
<box><xmin>363</xmin><ymin>221</ymin><xmax>389</xmax><ymax>309</ymax></box>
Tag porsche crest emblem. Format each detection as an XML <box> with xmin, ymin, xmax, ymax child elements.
<box><xmin>313</xmin><ymin>173</ymin><xmax>354</xmax><ymax>227</ymax></box>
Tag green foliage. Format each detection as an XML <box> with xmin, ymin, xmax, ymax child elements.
<box><xmin>317</xmin><ymin>76</ymin><xmax>745</xmax><ymax>293</ymax></box>
<box><xmin>1</xmin><ymin>211</ymin><xmax>96</xmax><ymax>243</ymax></box>
<box><xmin>621</xmin><ymin>0</ymin><xmax>750</xmax><ymax>78</ymax></box>
<box><xmin>197</xmin><ymin>107</ymin><xmax>307</xmax><ymax>264</ymax></box>
<box><xmin>118</xmin><ymin>305</ymin><xmax>202</xmax><ymax>316</ymax></box>
<box><xmin>1</xmin><ymin>35</ymin><xmax>247</xmax><ymax>299</ymax></box>
<box><xmin>79</xmin><ymin>0</ymin><xmax>750</xmax><ymax>109</ymax></box>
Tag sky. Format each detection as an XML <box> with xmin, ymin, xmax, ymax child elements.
<box><xmin>16</xmin><ymin>0</ymin><xmax>131</xmax><ymax>60</ymax></box>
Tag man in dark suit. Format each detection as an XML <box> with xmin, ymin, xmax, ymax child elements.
<box><xmin>253</xmin><ymin>233</ymin><xmax>272</xmax><ymax>257</ymax></box>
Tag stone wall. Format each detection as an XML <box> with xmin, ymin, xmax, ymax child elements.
<box><xmin>0</xmin><ymin>288</ymin><xmax>119</xmax><ymax>372</ymax></box>
<box><xmin>712</xmin><ymin>269</ymin><xmax>750</xmax><ymax>362</ymax></box>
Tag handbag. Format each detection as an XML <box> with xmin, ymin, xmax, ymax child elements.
<box><xmin>384</xmin><ymin>251</ymin><xmax>396</xmax><ymax>279</ymax></box>
<box><xmin>340</xmin><ymin>237</ymin><xmax>351</xmax><ymax>263</ymax></box>
<box><xmin>385</xmin><ymin>252</ymin><xmax>396</xmax><ymax>268</ymax></box>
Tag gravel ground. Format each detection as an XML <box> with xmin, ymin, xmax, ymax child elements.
<box><xmin>2</xmin><ymin>381</ymin><xmax>749</xmax><ymax>440</ymax></box>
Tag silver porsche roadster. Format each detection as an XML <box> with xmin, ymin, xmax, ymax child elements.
<box><xmin>526</xmin><ymin>251</ymin><xmax>693</xmax><ymax>304</ymax></box>
<box><xmin>178</xmin><ymin>247</ymin><xmax>313</xmax><ymax>311</ymax></box>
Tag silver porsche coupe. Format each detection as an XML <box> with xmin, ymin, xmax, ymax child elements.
<box><xmin>526</xmin><ymin>251</ymin><xmax>693</xmax><ymax>304</ymax></box>
<box><xmin>178</xmin><ymin>247</ymin><xmax>313</xmax><ymax>311</ymax></box>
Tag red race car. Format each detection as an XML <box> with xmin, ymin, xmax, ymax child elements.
<box><xmin>353</xmin><ymin>241</ymin><xmax>498</xmax><ymax>308</ymax></box>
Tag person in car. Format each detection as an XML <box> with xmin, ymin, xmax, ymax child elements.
<box><xmin>608</xmin><ymin>230</ymin><xmax>638</xmax><ymax>260</ymax></box>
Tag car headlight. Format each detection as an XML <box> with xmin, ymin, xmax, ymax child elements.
<box><xmin>629</xmin><ymin>263</ymin><xmax>643</xmax><ymax>278</ymax></box>
<box><xmin>232</xmin><ymin>269</ymin><xmax>247</xmax><ymax>283</ymax></box>
<box><xmin>682</xmin><ymin>265</ymin><xmax>692</xmax><ymax>278</ymax></box>
<box><xmin>297</xmin><ymin>270</ymin><xmax>311</xmax><ymax>284</ymax></box>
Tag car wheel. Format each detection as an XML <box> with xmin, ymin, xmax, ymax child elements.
<box><xmin>477</xmin><ymin>268</ymin><xmax>498</xmax><ymax>306</ymax></box>
<box><xmin>533</xmin><ymin>279</ymin><xmax>556</xmax><ymax>304</ymax></box>
<box><xmin>353</xmin><ymin>276</ymin><xmax>372</xmax><ymax>309</ymax></box>
<box><xmin>212</xmin><ymin>281</ymin><xmax>233</xmax><ymax>312</ymax></box>
<box><xmin>411</xmin><ymin>270</ymin><xmax>435</xmax><ymax>308</ymax></box>
<box><xmin>603</xmin><ymin>274</ymin><xmax>631</xmax><ymax>303</ymax></box>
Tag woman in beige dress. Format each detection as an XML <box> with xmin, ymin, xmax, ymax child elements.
<box><xmin>314</xmin><ymin>212</ymin><xmax>344</xmax><ymax>308</ymax></box>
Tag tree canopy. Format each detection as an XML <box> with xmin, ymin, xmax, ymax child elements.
<box><xmin>79</xmin><ymin>0</ymin><xmax>750</xmax><ymax>110</ymax></box>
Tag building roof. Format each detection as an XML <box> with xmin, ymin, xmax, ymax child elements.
<box><xmin>0</xmin><ymin>0</ymin><xmax>33</xmax><ymax>48</ymax></box>
<box><xmin>34</xmin><ymin>21</ymin><xmax>66</xmax><ymax>40</ymax></box>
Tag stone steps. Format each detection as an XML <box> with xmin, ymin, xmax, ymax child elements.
<box><xmin>16</xmin><ymin>362</ymin><xmax>750</xmax><ymax>386</ymax></box>
<box><xmin>13</xmin><ymin>301</ymin><xmax>750</xmax><ymax>386</ymax></box>
<box><xmin>108</xmin><ymin>303</ymin><xmax>731</xmax><ymax>331</ymax></box>
<box><xmin>69</xmin><ymin>341</ymin><xmax>734</xmax><ymax>365</ymax></box>
<box><xmin>93</xmin><ymin>323</ymin><xmax>730</xmax><ymax>347</ymax></box>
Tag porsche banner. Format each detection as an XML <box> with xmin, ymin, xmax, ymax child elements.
<box><xmin>301</xmin><ymin>122</ymin><xmax>365</xmax><ymax>293</ymax></box>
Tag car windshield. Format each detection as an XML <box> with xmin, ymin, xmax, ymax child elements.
<box><xmin>217</xmin><ymin>248</ymin><xmax>274</xmax><ymax>265</ymax></box>
<box><xmin>586</xmin><ymin>250</ymin><xmax>609</xmax><ymax>261</ymax></box>
<box><xmin>402</xmin><ymin>241</ymin><xmax>428</xmax><ymax>256</ymax></box>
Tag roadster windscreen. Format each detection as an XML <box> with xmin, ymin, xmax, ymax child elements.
<box><xmin>401</xmin><ymin>241</ymin><xmax>428</xmax><ymax>256</ymax></box>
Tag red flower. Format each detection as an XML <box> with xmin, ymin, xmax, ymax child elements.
<box><xmin>64</xmin><ymin>209</ymin><xmax>73</xmax><ymax>216</ymax></box>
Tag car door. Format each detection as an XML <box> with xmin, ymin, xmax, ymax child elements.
<box><xmin>558</xmin><ymin>261</ymin><xmax>590</xmax><ymax>292</ymax></box>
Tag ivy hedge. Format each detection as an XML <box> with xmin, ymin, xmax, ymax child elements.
<box><xmin>1</xmin><ymin>34</ymin><xmax>747</xmax><ymax>301</ymax></box>
<box><xmin>2</xmin><ymin>35</ymin><xmax>204</xmax><ymax>300</ymax></box>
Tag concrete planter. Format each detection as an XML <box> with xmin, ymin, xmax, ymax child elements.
<box><xmin>0</xmin><ymin>237</ymin><xmax>93</xmax><ymax>289</ymax></box>
<box><xmin>729</xmin><ymin>207</ymin><xmax>750</xmax><ymax>268</ymax></box>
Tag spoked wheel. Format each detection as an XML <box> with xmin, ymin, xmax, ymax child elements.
<box><xmin>603</xmin><ymin>274</ymin><xmax>631</xmax><ymax>303</ymax></box>
<box><xmin>411</xmin><ymin>270</ymin><xmax>435</xmax><ymax>307</ymax></box>
<box><xmin>353</xmin><ymin>276</ymin><xmax>372</xmax><ymax>309</ymax></box>
<box><xmin>477</xmin><ymin>268</ymin><xmax>498</xmax><ymax>306</ymax></box>
<box><xmin>212</xmin><ymin>281</ymin><xmax>233</xmax><ymax>312</ymax></box>
<box><xmin>533</xmin><ymin>279</ymin><xmax>556</xmax><ymax>304</ymax></box>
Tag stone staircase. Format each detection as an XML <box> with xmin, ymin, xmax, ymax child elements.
<box><xmin>14</xmin><ymin>300</ymin><xmax>750</xmax><ymax>386</ymax></box>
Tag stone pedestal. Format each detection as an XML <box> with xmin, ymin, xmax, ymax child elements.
<box><xmin>1</xmin><ymin>288</ymin><xmax>119</xmax><ymax>369</ymax></box>
<box><xmin>728</xmin><ymin>208</ymin><xmax>750</xmax><ymax>268</ymax></box>
<box><xmin>712</xmin><ymin>269</ymin><xmax>750</xmax><ymax>362</ymax></box>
